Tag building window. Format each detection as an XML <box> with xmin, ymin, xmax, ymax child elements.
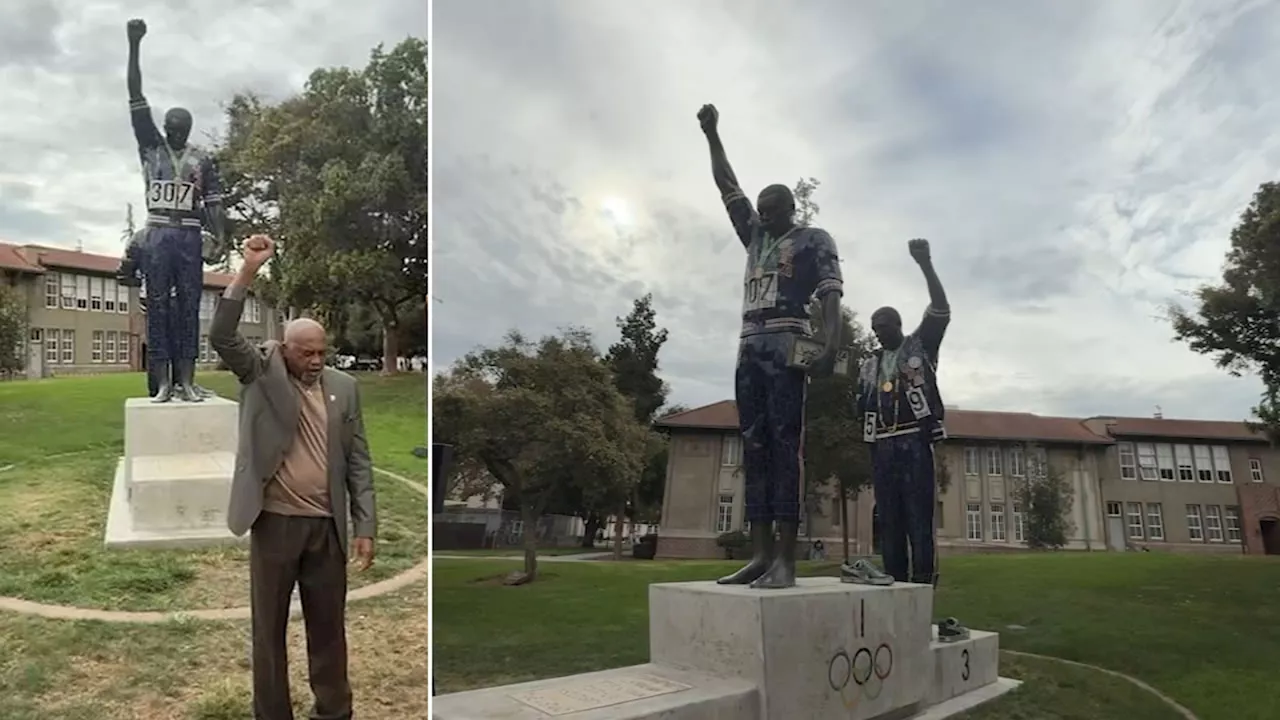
<box><xmin>1126</xmin><ymin>502</ymin><xmax>1144</xmax><ymax>540</ymax></box>
<box><xmin>45</xmin><ymin>329</ymin><xmax>58</xmax><ymax>363</ymax></box>
<box><xmin>1145</xmin><ymin>503</ymin><xmax>1164</xmax><ymax>541</ymax></box>
<box><xmin>118</xmin><ymin>333</ymin><xmax>130</xmax><ymax>364</ymax></box>
<box><xmin>831</xmin><ymin>497</ymin><xmax>841</xmax><ymax>527</ymax></box>
<box><xmin>29</xmin><ymin>328</ymin><xmax>42</xmax><ymax>342</ymax></box>
<box><xmin>1155</xmin><ymin>444</ymin><xmax>1175</xmax><ymax>482</ymax></box>
<box><xmin>1204</xmin><ymin>505</ymin><xmax>1224</xmax><ymax>542</ymax></box>
<box><xmin>75</xmin><ymin>275</ymin><xmax>88</xmax><ymax>310</ymax></box>
<box><xmin>715</xmin><ymin>494</ymin><xmax>734</xmax><ymax>533</ymax></box>
<box><xmin>1225</xmin><ymin>506</ymin><xmax>1242</xmax><ymax>542</ymax></box>
<box><xmin>60</xmin><ymin>274</ymin><xmax>75</xmax><ymax>309</ymax></box>
<box><xmin>90</xmin><ymin>276</ymin><xmax>103</xmax><ymax>311</ymax></box>
<box><xmin>966</xmin><ymin>503</ymin><xmax>983</xmax><ymax>541</ymax></box>
<box><xmin>246</xmin><ymin>296</ymin><xmax>261</xmax><ymax>324</ymax></box>
<box><xmin>61</xmin><ymin>330</ymin><xmax>74</xmax><ymax>364</ymax></box>
<box><xmin>44</xmin><ymin>272</ymin><xmax>58</xmax><ymax>308</ymax></box>
<box><xmin>1185</xmin><ymin>505</ymin><xmax>1203</xmax><ymax>541</ymax></box>
<box><xmin>964</xmin><ymin>447</ymin><xmax>978</xmax><ymax>476</ymax></box>
<box><xmin>989</xmin><ymin>504</ymin><xmax>1006</xmax><ymax>541</ymax></box>
<box><xmin>1250</xmin><ymin>458</ymin><xmax>1264</xmax><ymax>483</ymax></box>
<box><xmin>1118</xmin><ymin>443</ymin><xmax>1136</xmax><ymax>480</ymax></box>
<box><xmin>721</xmin><ymin>435</ymin><xmax>742</xmax><ymax>466</ymax></box>
<box><xmin>199</xmin><ymin>291</ymin><xmax>215</xmax><ymax>320</ymax></box>
<box><xmin>199</xmin><ymin>335</ymin><xmax>211</xmax><ymax>363</ymax></box>
<box><xmin>1193</xmin><ymin>446</ymin><xmax>1213</xmax><ymax>483</ymax></box>
<box><xmin>91</xmin><ymin>331</ymin><xmax>103</xmax><ymax>363</ymax></box>
<box><xmin>1105</xmin><ymin>501</ymin><xmax>1122</xmax><ymax>517</ymax></box>
<box><xmin>1175</xmin><ymin>444</ymin><xmax>1194</xmax><ymax>482</ymax></box>
<box><xmin>1136</xmin><ymin>443</ymin><xmax>1158</xmax><ymax>481</ymax></box>
<box><xmin>105</xmin><ymin>331</ymin><xmax>117</xmax><ymax>364</ymax></box>
<box><xmin>1012</xmin><ymin>503</ymin><xmax>1024</xmax><ymax>542</ymax></box>
<box><xmin>1008</xmin><ymin>447</ymin><xmax>1025</xmax><ymax>477</ymax></box>
<box><xmin>116</xmin><ymin>283</ymin><xmax>130</xmax><ymax>313</ymax></box>
<box><xmin>936</xmin><ymin>501</ymin><xmax>944</xmax><ymax>529</ymax></box>
<box><xmin>985</xmin><ymin>448</ymin><xmax>1002</xmax><ymax>476</ymax></box>
<box><xmin>1211</xmin><ymin>446</ymin><xmax>1232</xmax><ymax>483</ymax></box>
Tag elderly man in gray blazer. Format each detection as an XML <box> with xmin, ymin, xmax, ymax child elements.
<box><xmin>210</xmin><ymin>233</ymin><xmax>376</xmax><ymax>720</ymax></box>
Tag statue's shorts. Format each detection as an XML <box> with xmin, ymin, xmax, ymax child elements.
<box><xmin>141</xmin><ymin>225</ymin><xmax>203</xmax><ymax>363</ymax></box>
<box><xmin>872</xmin><ymin>431</ymin><xmax>938</xmax><ymax>585</ymax></box>
<box><xmin>734</xmin><ymin>331</ymin><xmax>808</xmax><ymax>524</ymax></box>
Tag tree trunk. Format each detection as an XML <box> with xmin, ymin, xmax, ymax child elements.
<box><xmin>381</xmin><ymin>321</ymin><xmax>400</xmax><ymax>375</ymax></box>
<box><xmin>521</xmin><ymin>502</ymin><xmax>539</xmax><ymax>580</ymax></box>
<box><xmin>581</xmin><ymin>514</ymin><xmax>602</xmax><ymax>548</ymax></box>
<box><xmin>613</xmin><ymin>502</ymin><xmax>626</xmax><ymax>561</ymax></box>
<box><xmin>840</xmin><ymin>487</ymin><xmax>851</xmax><ymax>563</ymax></box>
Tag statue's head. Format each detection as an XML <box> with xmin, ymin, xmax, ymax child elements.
<box><xmin>871</xmin><ymin>306</ymin><xmax>904</xmax><ymax>351</ymax></box>
<box><xmin>756</xmin><ymin>184</ymin><xmax>795</xmax><ymax>234</ymax></box>
<box><xmin>163</xmin><ymin>107</ymin><xmax>192</xmax><ymax>149</ymax></box>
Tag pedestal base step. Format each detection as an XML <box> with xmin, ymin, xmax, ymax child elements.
<box><xmin>105</xmin><ymin>458</ymin><xmax>247</xmax><ymax>550</ymax></box>
<box><xmin>431</xmin><ymin>664</ymin><xmax>759</xmax><ymax>720</ymax></box>
<box><xmin>928</xmin><ymin>627</ymin><xmax>1000</xmax><ymax>705</ymax></box>
<box><xmin>127</xmin><ymin>452</ymin><xmax>235</xmax><ymax>532</ymax></box>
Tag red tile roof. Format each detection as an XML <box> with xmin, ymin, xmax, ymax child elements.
<box><xmin>1090</xmin><ymin>416</ymin><xmax>1264</xmax><ymax>443</ymax></box>
<box><xmin>657</xmin><ymin>402</ymin><xmax>1112</xmax><ymax>444</ymax></box>
<box><xmin>0</xmin><ymin>242</ymin><xmax>44</xmax><ymax>273</ymax></box>
<box><xmin>2</xmin><ymin>242</ymin><xmax>236</xmax><ymax>289</ymax></box>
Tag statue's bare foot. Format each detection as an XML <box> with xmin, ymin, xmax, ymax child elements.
<box><xmin>151</xmin><ymin>383</ymin><xmax>174</xmax><ymax>403</ymax></box>
<box><xmin>175</xmin><ymin>384</ymin><xmax>203</xmax><ymax>403</ymax></box>
<box><xmin>749</xmin><ymin>557</ymin><xmax>796</xmax><ymax>589</ymax></box>
<box><xmin>717</xmin><ymin>558</ymin><xmax>770</xmax><ymax>585</ymax></box>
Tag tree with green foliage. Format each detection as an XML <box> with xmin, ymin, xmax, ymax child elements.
<box><xmin>1169</xmin><ymin>182</ymin><xmax>1280</xmax><ymax>439</ymax></box>
<box><xmin>1013</xmin><ymin>453</ymin><xmax>1074</xmax><ymax>550</ymax></box>
<box><xmin>791</xmin><ymin>177</ymin><xmax>876</xmax><ymax>557</ymax></box>
<box><xmin>217</xmin><ymin>38</ymin><xmax>427</xmax><ymax>372</ymax></box>
<box><xmin>0</xmin><ymin>284</ymin><xmax>27</xmax><ymax>376</ymax></box>
<box><xmin>432</xmin><ymin>329</ymin><xmax>651</xmax><ymax>580</ymax></box>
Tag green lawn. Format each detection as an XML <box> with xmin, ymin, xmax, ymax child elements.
<box><xmin>438</xmin><ymin>546</ymin><xmax>605</xmax><ymax>557</ymax></box>
<box><xmin>0</xmin><ymin>372</ymin><xmax>428</xmax><ymax>719</ymax></box>
<box><xmin>434</xmin><ymin>553</ymin><xmax>1280</xmax><ymax>720</ymax></box>
<box><xmin>0</xmin><ymin>370</ymin><xmax>427</xmax><ymax>479</ymax></box>
<box><xmin>0</xmin><ymin>371</ymin><xmax>427</xmax><ymax>610</ymax></box>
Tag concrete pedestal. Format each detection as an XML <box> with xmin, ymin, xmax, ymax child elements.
<box><xmin>433</xmin><ymin>579</ymin><xmax>1019</xmax><ymax>720</ymax></box>
<box><xmin>104</xmin><ymin>397</ymin><xmax>245</xmax><ymax>549</ymax></box>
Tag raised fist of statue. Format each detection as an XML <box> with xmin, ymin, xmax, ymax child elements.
<box><xmin>908</xmin><ymin>238</ymin><xmax>931</xmax><ymax>264</ymax></box>
<box><xmin>127</xmin><ymin>19</ymin><xmax>147</xmax><ymax>43</ymax></box>
<box><xmin>697</xmin><ymin>104</ymin><xmax>719</xmax><ymax>134</ymax></box>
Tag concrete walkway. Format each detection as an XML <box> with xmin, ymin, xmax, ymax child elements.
<box><xmin>0</xmin><ymin>464</ymin><xmax>430</xmax><ymax>624</ymax></box>
<box><xmin>434</xmin><ymin>551</ymin><xmax>615</xmax><ymax>562</ymax></box>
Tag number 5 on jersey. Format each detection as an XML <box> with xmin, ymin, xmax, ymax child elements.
<box><xmin>743</xmin><ymin>271</ymin><xmax>778</xmax><ymax>312</ymax></box>
<box><xmin>148</xmin><ymin>180</ymin><xmax>196</xmax><ymax>212</ymax></box>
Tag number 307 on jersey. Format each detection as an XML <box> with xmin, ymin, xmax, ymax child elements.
<box><xmin>743</xmin><ymin>271</ymin><xmax>779</xmax><ymax>312</ymax></box>
<box><xmin>147</xmin><ymin>180</ymin><xmax>196</xmax><ymax>212</ymax></box>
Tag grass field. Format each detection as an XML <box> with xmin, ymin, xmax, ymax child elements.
<box><xmin>437</xmin><ymin>546</ymin><xmax>605</xmax><ymax>557</ymax></box>
<box><xmin>434</xmin><ymin>553</ymin><xmax>1280</xmax><ymax>720</ymax></box>
<box><xmin>0</xmin><ymin>371</ymin><xmax>428</xmax><ymax>719</ymax></box>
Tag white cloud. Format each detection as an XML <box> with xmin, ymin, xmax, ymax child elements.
<box><xmin>433</xmin><ymin>0</ymin><xmax>1274</xmax><ymax>421</ymax></box>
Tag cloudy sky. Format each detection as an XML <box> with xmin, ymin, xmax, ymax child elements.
<box><xmin>0</xmin><ymin>0</ymin><xmax>426</xmax><ymax>256</ymax></box>
<box><xmin>433</xmin><ymin>0</ymin><xmax>1278</xmax><ymax>422</ymax></box>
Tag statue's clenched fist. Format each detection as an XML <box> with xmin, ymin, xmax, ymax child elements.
<box><xmin>697</xmin><ymin>104</ymin><xmax>719</xmax><ymax>134</ymax></box>
<box><xmin>127</xmin><ymin>19</ymin><xmax>147</xmax><ymax>43</ymax></box>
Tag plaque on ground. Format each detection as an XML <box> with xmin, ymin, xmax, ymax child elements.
<box><xmin>507</xmin><ymin>673</ymin><xmax>692</xmax><ymax>716</ymax></box>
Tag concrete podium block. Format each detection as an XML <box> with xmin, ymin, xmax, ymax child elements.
<box><xmin>104</xmin><ymin>398</ymin><xmax>245</xmax><ymax>550</ymax></box>
<box><xmin>926</xmin><ymin>629</ymin><xmax>1000</xmax><ymax>706</ymax></box>
<box><xmin>128</xmin><ymin>452</ymin><xmax>237</xmax><ymax>531</ymax></box>
<box><xmin>123</xmin><ymin>396</ymin><xmax>238</xmax><ymax>461</ymax></box>
<box><xmin>431</xmin><ymin>664</ymin><xmax>758</xmax><ymax>720</ymax></box>
<box><xmin>649</xmin><ymin>578</ymin><xmax>933</xmax><ymax>720</ymax></box>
